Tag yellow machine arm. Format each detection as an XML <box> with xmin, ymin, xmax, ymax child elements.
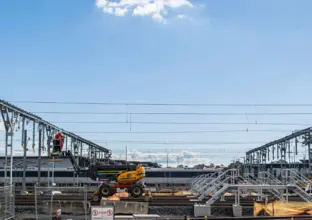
<box><xmin>117</xmin><ymin>164</ymin><xmax>145</xmax><ymax>185</ymax></box>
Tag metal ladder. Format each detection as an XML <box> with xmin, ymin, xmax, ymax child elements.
<box><xmin>258</xmin><ymin>171</ymin><xmax>283</xmax><ymax>185</ymax></box>
<box><xmin>198</xmin><ymin>176</ymin><xmax>231</xmax><ymax>201</ymax></box>
<box><xmin>281</xmin><ymin>169</ymin><xmax>312</xmax><ymax>202</ymax></box>
<box><xmin>205</xmin><ymin>184</ymin><xmax>229</xmax><ymax>205</ymax></box>
<box><xmin>191</xmin><ymin>172</ymin><xmax>219</xmax><ymax>194</ymax></box>
<box><xmin>245</xmin><ymin>172</ymin><xmax>283</xmax><ymax>200</ymax></box>
<box><xmin>282</xmin><ymin>169</ymin><xmax>311</xmax><ymax>189</ymax></box>
<box><xmin>290</xmin><ymin>185</ymin><xmax>312</xmax><ymax>202</ymax></box>
<box><xmin>197</xmin><ymin>169</ymin><xmax>238</xmax><ymax>201</ymax></box>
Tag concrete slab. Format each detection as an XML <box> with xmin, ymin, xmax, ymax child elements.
<box><xmin>100</xmin><ymin>201</ymin><xmax>149</xmax><ymax>215</ymax></box>
<box><xmin>133</xmin><ymin>214</ymin><xmax>160</xmax><ymax>217</ymax></box>
<box><xmin>232</xmin><ymin>204</ymin><xmax>242</xmax><ymax>217</ymax></box>
<box><xmin>187</xmin><ymin>195</ymin><xmax>197</xmax><ymax>198</ymax></box>
<box><xmin>133</xmin><ymin>214</ymin><xmax>160</xmax><ymax>219</ymax></box>
<box><xmin>115</xmin><ymin>215</ymin><xmax>134</xmax><ymax>219</ymax></box>
<box><xmin>194</xmin><ymin>204</ymin><xmax>211</xmax><ymax>217</ymax></box>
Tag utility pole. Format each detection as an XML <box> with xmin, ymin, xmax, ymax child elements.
<box><xmin>22</xmin><ymin>129</ymin><xmax>28</xmax><ymax>193</ymax></box>
<box><xmin>21</xmin><ymin>117</ymin><xmax>28</xmax><ymax>194</ymax></box>
<box><xmin>165</xmin><ymin>149</ymin><xmax>169</xmax><ymax>168</ymax></box>
<box><xmin>125</xmin><ymin>146</ymin><xmax>128</xmax><ymax>162</ymax></box>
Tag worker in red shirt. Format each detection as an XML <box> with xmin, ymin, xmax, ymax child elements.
<box><xmin>54</xmin><ymin>132</ymin><xmax>64</xmax><ymax>152</ymax></box>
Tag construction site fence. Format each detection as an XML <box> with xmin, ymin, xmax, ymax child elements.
<box><xmin>0</xmin><ymin>184</ymin><xmax>15</xmax><ymax>220</ymax></box>
<box><xmin>153</xmin><ymin>216</ymin><xmax>312</xmax><ymax>220</ymax></box>
<box><xmin>33</xmin><ymin>185</ymin><xmax>88</xmax><ymax>220</ymax></box>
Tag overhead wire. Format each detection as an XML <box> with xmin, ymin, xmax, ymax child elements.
<box><xmin>69</xmin><ymin>129</ymin><xmax>293</xmax><ymax>134</ymax></box>
<box><xmin>4</xmin><ymin>101</ymin><xmax>312</xmax><ymax>157</ymax></box>
<box><xmin>0</xmin><ymin>129</ymin><xmax>296</xmax><ymax>134</ymax></box>
<box><xmin>0</xmin><ymin>139</ymin><xmax>267</xmax><ymax>145</ymax></box>
<box><xmin>9</xmin><ymin>100</ymin><xmax>312</xmax><ymax>107</ymax></box>
<box><xmin>48</xmin><ymin>121</ymin><xmax>310</xmax><ymax>126</ymax></box>
<box><xmin>30</xmin><ymin>111</ymin><xmax>312</xmax><ymax>116</ymax></box>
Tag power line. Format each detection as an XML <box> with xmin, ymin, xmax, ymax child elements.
<box><xmin>32</xmin><ymin>111</ymin><xmax>312</xmax><ymax>116</ymax></box>
<box><xmin>0</xmin><ymin>129</ymin><xmax>294</xmax><ymax>134</ymax></box>
<box><xmin>10</xmin><ymin>100</ymin><xmax>312</xmax><ymax>107</ymax></box>
<box><xmin>71</xmin><ymin>129</ymin><xmax>292</xmax><ymax>134</ymax></box>
<box><xmin>0</xmin><ymin>139</ymin><xmax>266</xmax><ymax>145</ymax></box>
<box><xmin>48</xmin><ymin>121</ymin><xmax>310</xmax><ymax>126</ymax></box>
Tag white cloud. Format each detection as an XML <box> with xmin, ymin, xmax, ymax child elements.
<box><xmin>112</xmin><ymin>149</ymin><xmax>212</xmax><ymax>167</ymax></box>
<box><xmin>103</xmin><ymin>7</ymin><xmax>114</xmax><ymax>14</ymax></box>
<box><xmin>115</xmin><ymin>7</ymin><xmax>128</xmax><ymax>16</ymax></box>
<box><xmin>96</xmin><ymin>0</ymin><xmax>194</xmax><ymax>23</ymax></box>
<box><xmin>176</xmin><ymin>14</ymin><xmax>193</xmax><ymax>21</ymax></box>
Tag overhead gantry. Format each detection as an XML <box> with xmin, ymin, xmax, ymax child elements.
<box><xmin>245</xmin><ymin>126</ymin><xmax>312</xmax><ymax>174</ymax></box>
<box><xmin>0</xmin><ymin>99</ymin><xmax>112</xmax><ymax>186</ymax></box>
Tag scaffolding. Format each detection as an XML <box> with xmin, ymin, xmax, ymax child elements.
<box><xmin>0</xmin><ymin>184</ymin><xmax>15</xmax><ymax>220</ymax></box>
<box><xmin>192</xmin><ymin>168</ymin><xmax>312</xmax><ymax>217</ymax></box>
<box><xmin>34</xmin><ymin>185</ymin><xmax>88</xmax><ymax>220</ymax></box>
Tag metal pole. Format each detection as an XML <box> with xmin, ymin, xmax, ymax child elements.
<box><xmin>9</xmin><ymin>133</ymin><xmax>13</xmax><ymax>191</ymax></box>
<box><xmin>308</xmin><ymin>134</ymin><xmax>312</xmax><ymax>175</ymax></box>
<box><xmin>38</xmin><ymin>125</ymin><xmax>42</xmax><ymax>185</ymax></box>
<box><xmin>4</xmin><ymin>132</ymin><xmax>8</xmax><ymax>181</ymax></box>
<box><xmin>35</xmin><ymin>183</ymin><xmax>38</xmax><ymax>220</ymax></box>
<box><xmin>22</xmin><ymin>129</ymin><xmax>27</xmax><ymax>193</ymax></box>
<box><xmin>21</xmin><ymin>117</ymin><xmax>26</xmax><ymax>192</ymax></box>
<box><xmin>165</xmin><ymin>150</ymin><xmax>169</xmax><ymax>168</ymax></box>
<box><xmin>52</xmin><ymin>159</ymin><xmax>55</xmax><ymax>186</ymax></box>
<box><xmin>48</xmin><ymin>166</ymin><xmax>50</xmax><ymax>187</ymax></box>
<box><xmin>126</xmin><ymin>145</ymin><xmax>128</xmax><ymax>162</ymax></box>
<box><xmin>32</xmin><ymin>121</ymin><xmax>35</xmax><ymax>152</ymax></box>
<box><xmin>66</xmin><ymin>136</ymin><xmax>68</xmax><ymax>151</ymax></box>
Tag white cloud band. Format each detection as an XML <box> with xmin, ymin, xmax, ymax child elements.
<box><xmin>96</xmin><ymin>0</ymin><xmax>194</xmax><ymax>23</ymax></box>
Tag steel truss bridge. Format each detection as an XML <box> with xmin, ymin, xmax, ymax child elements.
<box><xmin>245</xmin><ymin>126</ymin><xmax>312</xmax><ymax>174</ymax></box>
<box><xmin>0</xmin><ymin>99</ymin><xmax>112</xmax><ymax>187</ymax></box>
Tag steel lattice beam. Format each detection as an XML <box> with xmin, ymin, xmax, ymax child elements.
<box><xmin>246</xmin><ymin>127</ymin><xmax>312</xmax><ymax>155</ymax></box>
<box><xmin>0</xmin><ymin>99</ymin><xmax>110</xmax><ymax>154</ymax></box>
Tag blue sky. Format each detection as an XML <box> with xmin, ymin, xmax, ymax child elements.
<box><xmin>0</xmin><ymin>0</ymin><xmax>312</xmax><ymax>165</ymax></box>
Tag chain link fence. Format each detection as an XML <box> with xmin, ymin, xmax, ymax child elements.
<box><xmin>0</xmin><ymin>183</ymin><xmax>15</xmax><ymax>220</ymax></box>
<box><xmin>34</xmin><ymin>185</ymin><xmax>88</xmax><ymax>220</ymax></box>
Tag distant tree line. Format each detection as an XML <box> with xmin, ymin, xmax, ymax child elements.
<box><xmin>176</xmin><ymin>163</ymin><xmax>226</xmax><ymax>169</ymax></box>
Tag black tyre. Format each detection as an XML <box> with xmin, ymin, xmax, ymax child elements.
<box><xmin>130</xmin><ymin>184</ymin><xmax>144</xmax><ymax>198</ymax></box>
<box><xmin>99</xmin><ymin>184</ymin><xmax>115</xmax><ymax>197</ymax></box>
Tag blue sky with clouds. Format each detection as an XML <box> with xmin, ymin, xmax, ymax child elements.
<box><xmin>0</xmin><ymin>0</ymin><xmax>312</xmax><ymax>165</ymax></box>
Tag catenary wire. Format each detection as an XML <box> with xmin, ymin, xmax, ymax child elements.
<box><xmin>48</xmin><ymin>121</ymin><xmax>310</xmax><ymax>126</ymax></box>
<box><xmin>0</xmin><ymin>140</ymin><xmax>267</xmax><ymax>145</ymax></box>
<box><xmin>68</xmin><ymin>129</ymin><xmax>293</xmax><ymax>134</ymax></box>
<box><xmin>9</xmin><ymin>100</ymin><xmax>312</xmax><ymax>107</ymax></box>
<box><xmin>0</xmin><ymin>129</ymin><xmax>297</xmax><ymax>134</ymax></box>
<box><xmin>31</xmin><ymin>111</ymin><xmax>312</xmax><ymax>116</ymax></box>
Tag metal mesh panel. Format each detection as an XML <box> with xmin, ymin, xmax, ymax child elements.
<box><xmin>34</xmin><ymin>185</ymin><xmax>88</xmax><ymax>220</ymax></box>
<box><xmin>0</xmin><ymin>184</ymin><xmax>15</xmax><ymax>220</ymax></box>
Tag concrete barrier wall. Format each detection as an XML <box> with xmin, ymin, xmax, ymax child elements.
<box><xmin>100</xmin><ymin>201</ymin><xmax>149</xmax><ymax>215</ymax></box>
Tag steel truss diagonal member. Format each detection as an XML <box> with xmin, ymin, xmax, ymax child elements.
<box><xmin>0</xmin><ymin>99</ymin><xmax>112</xmax><ymax>189</ymax></box>
<box><xmin>1</xmin><ymin>104</ymin><xmax>20</xmax><ymax>186</ymax></box>
<box><xmin>1</xmin><ymin>103</ymin><xmax>20</xmax><ymax>220</ymax></box>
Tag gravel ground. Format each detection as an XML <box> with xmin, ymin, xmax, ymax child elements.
<box><xmin>149</xmin><ymin>206</ymin><xmax>193</xmax><ymax>216</ymax></box>
<box><xmin>15</xmin><ymin>206</ymin><xmax>88</xmax><ymax>220</ymax></box>
<box><xmin>15</xmin><ymin>205</ymin><xmax>254</xmax><ymax>219</ymax></box>
<box><xmin>16</xmin><ymin>206</ymin><xmax>193</xmax><ymax>219</ymax></box>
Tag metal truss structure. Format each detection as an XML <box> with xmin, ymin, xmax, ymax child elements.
<box><xmin>0</xmin><ymin>99</ymin><xmax>112</xmax><ymax>189</ymax></box>
<box><xmin>191</xmin><ymin>169</ymin><xmax>312</xmax><ymax>217</ymax></box>
<box><xmin>244</xmin><ymin>126</ymin><xmax>312</xmax><ymax>174</ymax></box>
